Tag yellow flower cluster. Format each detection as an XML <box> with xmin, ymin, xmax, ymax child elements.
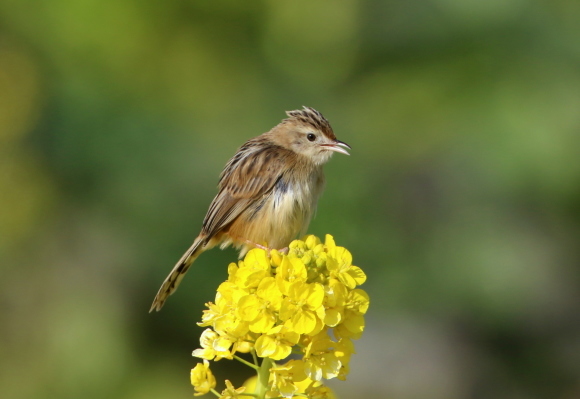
<box><xmin>191</xmin><ymin>234</ymin><xmax>369</xmax><ymax>399</ymax></box>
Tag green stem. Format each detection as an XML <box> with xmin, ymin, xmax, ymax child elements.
<box><xmin>251</xmin><ymin>348</ymin><xmax>259</xmax><ymax>367</ymax></box>
<box><xmin>254</xmin><ymin>357</ymin><xmax>273</xmax><ymax>399</ymax></box>
<box><xmin>233</xmin><ymin>355</ymin><xmax>260</xmax><ymax>371</ymax></box>
<box><xmin>210</xmin><ymin>388</ymin><xmax>221</xmax><ymax>397</ymax></box>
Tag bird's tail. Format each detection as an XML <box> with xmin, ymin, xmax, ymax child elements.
<box><xmin>149</xmin><ymin>236</ymin><xmax>205</xmax><ymax>312</ymax></box>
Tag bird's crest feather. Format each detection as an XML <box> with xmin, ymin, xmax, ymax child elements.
<box><xmin>284</xmin><ymin>106</ymin><xmax>336</xmax><ymax>140</ymax></box>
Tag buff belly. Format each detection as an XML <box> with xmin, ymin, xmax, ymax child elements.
<box><xmin>226</xmin><ymin>172</ymin><xmax>323</xmax><ymax>254</ymax></box>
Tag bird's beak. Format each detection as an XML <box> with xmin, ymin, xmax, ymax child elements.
<box><xmin>321</xmin><ymin>140</ymin><xmax>351</xmax><ymax>156</ymax></box>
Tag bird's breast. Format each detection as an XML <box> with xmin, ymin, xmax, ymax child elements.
<box><xmin>237</xmin><ymin>168</ymin><xmax>325</xmax><ymax>250</ymax></box>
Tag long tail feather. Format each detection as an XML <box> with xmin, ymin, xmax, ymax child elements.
<box><xmin>149</xmin><ymin>237</ymin><xmax>205</xmax><ymax>312</ymax></box>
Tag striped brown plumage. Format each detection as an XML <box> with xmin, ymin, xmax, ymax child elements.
<box><xmin>150</xmin><ymin>107</ymin><xmax>350</xmax><ymax>312</ymax></box>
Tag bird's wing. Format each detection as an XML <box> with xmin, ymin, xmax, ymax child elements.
<box><xmin>201</xmin><ymin>142</ymin><xmax>296</xmax><ymax>238</ymax></box>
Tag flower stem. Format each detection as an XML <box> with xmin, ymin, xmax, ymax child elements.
<box><xmin>233</xmin><ymin>355</ymin><xmax>260</xmax><ymax>371</ymax></box>
<box><xmin>251</xmin><ymin>348</ymin><xmax>259</xmax><ymax>367</ymax></box>
<box><xmin>254</xmin><ymin>357</ymin><xmax>273</xmax><ymax>399</ymax></box>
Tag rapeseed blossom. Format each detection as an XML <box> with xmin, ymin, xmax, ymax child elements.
<box><xmin>190</xmin><ymin>360</ymin><xmax>216</xmax><ymax>396</ymax></box>
<box><xmin>190</xmin><ymin>234</ymin><xmax>369</xmax><ymax>398</ymax></box>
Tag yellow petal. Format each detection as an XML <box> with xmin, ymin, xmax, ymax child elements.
<box><xmin>270</xmin><ymin>343</ymin><xmax>292</xmax><ymax>360</ymax></box>
<box><xmin>339</xmin><ymin>274</ymin><xmax>356</xmax><ymax>289</ymax></box>
<box><xmin>324</xmin><ymin>234</ymin><xmax>336</xmax><ymax>251</ymax></box>
<box><xmin>348</xmin><ymin>266</ymin><xmax>367</xmax><ymax>286</ymax></box>
<box><xmin>330</xmin><ymin>247</ymin><xmax>352</xmax><ymax>267</ymax></box>
<box><xmin>243</xmin><ymin>248</ymin><xmax>270</xmax><ymax>270</ymax></box>
<box><xmin>304</xmin><ymin>234</ymin><xmax>321</xmax><ymax>249</ymax></box>
<box><xmin>192</xmin><ymin>347</ymin><xmax>214</xmax><ymax>360</ymax></box>
<box><xmin>270</xmin><ymin>249</ymin><xmax>283</xmax><ymax>267</ymax></box>
<box><xmin>290</xmin><ymin>310</ymin><xmax>317</xmax><ymax>334</ymax></box>
<box><xmin>249</xmin><ymin>311</ymin><xmax>275</xmax><ymax>333</ymax></box>
<box><xmin>348</xmin><ymin>289</ymin><xmax>370</xmax><ymax>314</ymax></box>
<box><xmin>304</xmin><ymin>283</ymin><xmax>324</xmax><ymax>309</ymax></box>
<box><xmin>255</xmin><ymin>334</ymin><xmax>277</xmax><ymax>357</ymax></box>
<box><xmin>237</xmin><ymin>294</ymin><xmax>260</xmax><ymax>321</ymax></box>
<box><xmin>324</xmin><ymin>308</ymin><xmax>342</xmax><ymax>327</ymax></box>
<box><xmin>340</xmin><ymin>312</ymin><xmax>365</xmax><ymax>339</ymax></box>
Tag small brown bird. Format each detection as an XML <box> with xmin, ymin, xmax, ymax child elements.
<box><xmin>150</xmin><ymin>107</ymin><xmax>350</xmax><ymax>312</ymax></box>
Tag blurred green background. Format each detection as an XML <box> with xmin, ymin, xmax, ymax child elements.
<box><xmin>1</xmin><ymin>0</ymin><xmax>580</xmax><ymax>398</ymax></box>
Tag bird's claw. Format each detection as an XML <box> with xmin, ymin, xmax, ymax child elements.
<box><xmin>242</xmin><ymin>239</ymin><xmax>288</xmax><ymax>256</ymax></box>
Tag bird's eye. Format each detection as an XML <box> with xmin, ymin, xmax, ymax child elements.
<box><xmin>307</xmin><ymin>133</ymin><xmax>316</xmax><ymax>142</ymax></box>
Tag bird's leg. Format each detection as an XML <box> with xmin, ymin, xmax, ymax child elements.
<box><xmin>243</xmin><ymin>238</ymin><xmax>271</xmax><ymax>252</ymax></box>
<box><xmin>239</xmin><ymin>237</ymin><xmax>288</xmax><ymax>256</ymax></box>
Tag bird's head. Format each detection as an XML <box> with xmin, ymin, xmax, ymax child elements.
<box><xmin>270</xmin><ymin>106</ymin><xmax>350</xmax><ymax>165</ymax></box>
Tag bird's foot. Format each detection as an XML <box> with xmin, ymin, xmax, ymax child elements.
<box><xmin>243</xmin><ymin>239</ymin><xmax>271</xmax><ymax>252</ymax></box>
<box><xmin>242</xmin><ymin>239</ymin><xmax>288</xmax><ymax>256</ymax></box>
